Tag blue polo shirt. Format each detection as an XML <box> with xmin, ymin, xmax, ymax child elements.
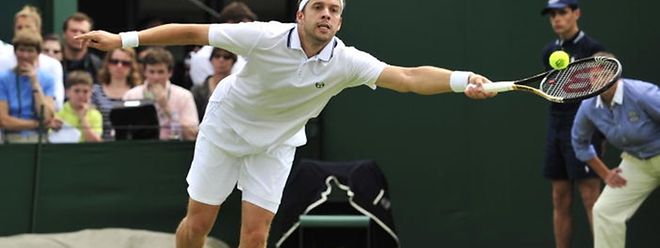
<box><xmin>0</xmin><ymin>69</ymin><xmax>56</xmax><ymax>136</ymax></box>
<box><xmin>572</xmin><ymin>79</ymin><xmax>660</xmax><ymax>161</ymax></box>
<box><xmin>542</xmin><ymin>30</ymin><xmax>605</xmax><ymax>116</ymax></box>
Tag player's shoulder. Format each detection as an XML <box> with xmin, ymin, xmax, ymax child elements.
<box><xmin>332</xmin><ymin>38</ymin><xmax>372</xmax><ymax>57</ymax></box>
<box><xmin>232</xmin><ymin>21</ymin><xmax>295</xmax><ymax>35</ymax></box>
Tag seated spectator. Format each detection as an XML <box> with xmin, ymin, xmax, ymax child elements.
<box><xmin>42</xmin><ymin>34</ymin><xmax>63</xmax><ymax>61</ymax></box>
<box><xmin>92</xmin><ymin>48</ymin><xmax>141</xmax><ymax>140</ymax></box>
<box><xmin>0</xmin><ymin>5</ymin><xmax>65</xmax><ymax>110</ymax></box>
<box><xmin>56</xmin><ymin>71</ymin><xmax>102</xmax><ymax>142</ymax></box>
<box><xmin>189</xmin><ymin>1</ymin><xmax>256</xmax><ymax>86</ymax></box>
<box><xmin>0</xmin><ymin>30</ymin><xmax>57</xmax><ymax>143</ymax></box>
<box><xmin>123</xmin><ymin>48</ymin><xmax>199</xmax><ymax>141</ymax></box>
<box><xmin>191</xmin><ymin>47</ymin><xmax>236</xmax><ymax>120</ymax></box>
<box><xmin>61</xmin><ymin>12</ymin><xmax>102</xmax><ymax>83</ymax></box>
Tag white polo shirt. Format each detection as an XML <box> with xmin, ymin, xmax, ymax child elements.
<box><xmin>202</xmin><ymin>21</ymin><xmax>386</xmax><ymax>147</ymax></box>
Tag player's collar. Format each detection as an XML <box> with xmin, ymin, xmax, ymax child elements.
<box><xmin>596</xmin><ymin>80</ymin><xmax>624</xmax><ymax>108</ymax></box>
<box><xmin>287</xmin><ymin>26</ymin><xmax>337</xmax><ymax>62</ymax></box>
<box><xmin>555</xmin><ymin>30</ymin><xmax>584</xmax><ymax>46</ymax></box>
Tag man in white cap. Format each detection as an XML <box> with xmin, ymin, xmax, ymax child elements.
<box><xmin>75</xmin><ymin>0</ymin><xmax>496</xmax><ymax>247</ymax></box>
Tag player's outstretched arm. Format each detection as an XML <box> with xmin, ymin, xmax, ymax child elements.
<box><xmin>375</xmin><ymin>65</ymin><xmax>495</xmax><ymax>99</ymax></box>
<box><xmin>74</xmin><ymin>24</ymin><xmax>210</xmax><ymax>51</ymax></box>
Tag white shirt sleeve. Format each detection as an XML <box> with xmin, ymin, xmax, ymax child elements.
<box><xmin>208</xmin><ymin>22</ymin><xmax>264</xmax><ymax>57</ymax></box>
<box><xmin>343</xmin><ymin>47</ymin><xmax>387</xmax><ymax>89</ymax></box>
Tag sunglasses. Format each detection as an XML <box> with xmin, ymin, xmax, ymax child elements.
<box><xmin>108</xmin><ymin>59</ymin><xmax>132</xmax><ymax>67</ymax></box>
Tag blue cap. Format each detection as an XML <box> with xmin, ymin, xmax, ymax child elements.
<box><xmin>541</xmin><ymin>0</ymin><xmax>578</xmax><ymax>15</ymax></box>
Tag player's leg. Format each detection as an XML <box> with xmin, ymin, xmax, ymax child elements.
<box><xmin>176</xmin><ymin>199</ymin><xmax>222</xmax><ymax>248</ymax></box>
<box><xmin>544</xmin><ymin>127</ymin><xmax>573</xmax><ymax>248</ymax></box>
<box><xmin>576</xmin><ymin>177</ymin><xmax>600</xmax><ymax>231</ymax></box>
<box><xmin>593</xmin><ymin>153</ymin><xmax>659</xmax><ymax>248</ymax></box>
<box><xmin>177</xmin><ymin>130</ymin><xmax>243</xmax><ymax>248</ymax></box>
<box><xmin>237</xmin><ymin>144</ymin><xmax>296</xmax><ymax>248</ymax></box>
<box><xmin>551</xmin><ymin>180</ymin><xmax>573</xmax><ymax>248</ymax></box>
<box><xmin>239</xmin><ymin>201</ymin><xmax>276</xmax><ymax>248</ymax></box>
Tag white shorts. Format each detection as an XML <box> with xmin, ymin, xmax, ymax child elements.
<box><xmin>186</xmin><ymin>116</ymin><xmax>296</xmax><ymax>214</ymax></box>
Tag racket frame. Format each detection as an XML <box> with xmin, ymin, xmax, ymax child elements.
<box><xmin>483</xmin><ymin>56</ymin><xmax>622</xmax><ymax>103</ymax></box>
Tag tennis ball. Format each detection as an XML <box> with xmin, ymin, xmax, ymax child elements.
<box><xmin>549</xmin><ymin>50</ymin><xmax>570</xmax><ymax>70</ymax></box>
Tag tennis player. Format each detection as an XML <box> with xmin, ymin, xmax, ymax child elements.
<box><xmin>75</xmin><ymin>0</ymin><xmax>496</xmax><ymax>247</ymax></box>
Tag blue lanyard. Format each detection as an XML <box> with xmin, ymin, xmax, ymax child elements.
<box><xmin>15</xmin><ymin>70</ymin><xmax>22</xmax><ymax>118</ymax></box>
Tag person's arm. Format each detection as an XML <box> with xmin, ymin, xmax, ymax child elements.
<box><xmin>638</xmin><ymin>84</ymin><xmax>660</xmax><ymax>122</ymax></box>
<box><xmin>375</xmin><ymin>65</ymin><xmax>494</xmax><ymax>99</ymax></box>
<box><xmin>75</xmin><ymin>24</ymin><xmax>210</xmax><ymax>51</ymax></box>
<box><xmin>76</xmin><ymin>105</ymin><xmax>102</xmax><ymax>142</ymax></box>
<box><xmin>30</xmin><ymin>75</ymin><xmax>55</xmax><ymax>123</ymax></box>
<box><xmin>585</xmin><ymin>156</ymin><xmax>627</xmax><ymax>188</ymax></box>
<box><xmin>571</xmin><ymin>103</ymin><xmax>626</xmax><ymax>187</ymax></box>
<box><xmin>571</xmin><ymin>103</ymin><xmax>599</xmax><ymax>161</ymax></box>
<box><xmin>0</xmin><ymin>101</ymin><xmax>39</xmax><ymax>130</ymax></box>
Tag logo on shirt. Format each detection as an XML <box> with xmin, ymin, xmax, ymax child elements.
<box><xmin>628</xmin><ymin>111</ymin><xmax>640</xmax><ymax>122</ymax></box>
<box><xmin>315</xmin><ymin>82</ymin><xmax>325</xmax><ymax>88</ymax></box>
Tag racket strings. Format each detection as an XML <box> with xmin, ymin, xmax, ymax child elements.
<box><xmin>543</xmin><ymin>60</ymin><xmax>618</xmax><ymax>99</ymax></box>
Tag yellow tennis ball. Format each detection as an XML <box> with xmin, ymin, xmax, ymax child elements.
<box><xmin>549</xmin><ymin>50</ymin><xmax>570</xmax><ymax>70</ymax></box>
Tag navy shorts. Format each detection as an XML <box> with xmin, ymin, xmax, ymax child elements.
<box><xmin>543</xmin><ymin>116</ymin><xmax>603</xmax><ymax>180</ymax></box>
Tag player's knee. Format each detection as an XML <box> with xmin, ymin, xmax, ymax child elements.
<box><xmin>552</xmin><ymin>192</ymin><xmax>572</xmax><ymax>209</ymax></box>
<box><xmin>183</xmin><ymin>216</ymin><xmax>215</xmax><ymax>237</ymax></box>
<box><xmin>240</xmin><ymin>228</ymin><xmax>268</xmax><ymax>247</ymax></box>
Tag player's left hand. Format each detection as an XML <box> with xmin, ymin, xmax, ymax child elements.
<box><xmin>74</xmin><ymin>30</ymin><xmax>122</xmax><ymax>51</ymax></box>
<box><xmin>465</xmin><ymin>74</ymin><xmax>497</xmax><ymax>99</ymax></box>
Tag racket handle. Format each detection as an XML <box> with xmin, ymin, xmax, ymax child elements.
<box><xmin>482</xmin><ymin>81</ymin><xmax>515</xmax><ymax>93</ymax></box>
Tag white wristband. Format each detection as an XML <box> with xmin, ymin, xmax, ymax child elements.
<box><xmin>119</xmin><ymin>31</ymin><xmax>139</xmax><ymax>48</ymax></box>
<box><xmin>449</xmin><ymin>71</ymin><xmax>473</xmax><ymax>92</ymax></box>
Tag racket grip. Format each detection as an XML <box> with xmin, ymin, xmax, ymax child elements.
<box><xmin>482</xmin><ymin>81</ymin><xmax>515</xmax><ymax>93</ymax></box>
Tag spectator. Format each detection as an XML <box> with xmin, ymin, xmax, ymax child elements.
<box><xmin>189</xmin><ymin>1</ymin><xmax>256</xmax><ymax>86</ymax></box>
<box><xmin>191</xmin><ymin>47</ymin><xmax>236</xmax><ymax>120</ymax></box>
<box><xmin>0</xmin><ymin>5</ymin><xmax>65</xmax><ymax>111</ymax></box>
<box><xmin>42</xmin><ymin>34</ymin><xmax>63</xmax><ymax>61</ymax></box>
<box><xmin>56</xmin><ymin>71</ymin><xmax>102</xmax><ymax>142</ymax></box>
<box><xmin>92</xmin><ymin>48</ymin><xmax>142</xmax><ymax>140</ymax></box>
<box><xmin>0</xmin><ymin>30</ymin><xmax>58</xmax><ymax>143</ymax></box>
<box><xmin>62</xmin><ymin>12</ymin><xmax>102</xmax><ymax>82</ymax></box>
<box><xmin>123</xmin><ymin>48</ymin><xmax>199</xmax><ymax>141</ymax></box>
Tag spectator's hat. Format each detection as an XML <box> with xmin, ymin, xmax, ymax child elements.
<box><xmin>541</xmin><ymin>0</ymin><xmax>578</xmax><ymax>15</ymax></box>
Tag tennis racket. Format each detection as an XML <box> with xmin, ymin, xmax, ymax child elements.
<box><xmin>483</xmin><ymin>56</ymin><xmax>622</xmax><ymax>103</ymax></box>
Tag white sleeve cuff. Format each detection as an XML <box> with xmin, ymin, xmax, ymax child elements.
<box><xmin>119</xmin><ymin>31</ymin><xmax>139</xmax><ymax>48</ymax></box>
<box><xmin>449</xmin><ymin>71</ymin><xmax>473</xmax><ymax>92</ymax></box>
